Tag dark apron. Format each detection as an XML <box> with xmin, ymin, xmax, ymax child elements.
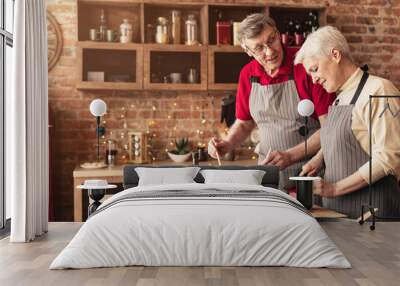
<box><xmin>320</xmin><ymin>71</ymin><xmax>400</xmax><ymax>218</ymax></box>
<box><xmin>249</xmin><ymin>72</ymin><xmax>320</xmax><ymax>191</ymax></box>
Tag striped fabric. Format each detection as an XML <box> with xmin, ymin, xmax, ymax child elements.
<box><xmin>249</xmin><ymin>79</ymin><xmax>320</xmax><ymax>190</ymax></box>
<box><xmin>320</xmin><ymin>104</ymin><xmax>400</xmax><ymax>218</ymax></box>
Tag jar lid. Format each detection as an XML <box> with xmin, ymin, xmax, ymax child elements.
<box><xmin>157</xmin><ymin>17</ymin><xmax>168</xmax><ymax>24</ymax></box>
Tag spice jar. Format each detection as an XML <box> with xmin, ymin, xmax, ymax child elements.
<box><xmin>185</xmin><ymin>14</ymin><xmax>198</xmax><ymax>45</ymax></box>
<box><xmin>120</xmin><ymin>19</ymin><xmax>133</xmax><ymax>43</ymax></box>
<box><xmin>155</xmin><ymin>17</ymin><xmax>169</xmax><ymax>44</ymax></box>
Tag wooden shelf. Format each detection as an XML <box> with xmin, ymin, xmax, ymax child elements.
<box><xmin>77</xmin><ymin>41</ymin><xmax>143</xmax><ymax>49</ymax></box>
<box><xmin>76</xmin><ymin>1</ymin><xmax>327</xmax><ymax>91</ymax></box>
<box><xmin>76</xmin><ymin>81</ymin><xmax>141</xmax><ymax>90</ymax></box>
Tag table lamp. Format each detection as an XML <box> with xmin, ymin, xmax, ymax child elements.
<box><xmin>297</xmin><ymin>99</ymin><xmax>315</xmax><ymax>159</ymax></box>
<box><xmin>292</xmin><ymin>99</ymin><xmax>316</xmax><ymax>210</ymax></box>
<box><xmin>89</xmin><ymin>99</ymin><xmax>107</xmax><ymax>161</ymax></box>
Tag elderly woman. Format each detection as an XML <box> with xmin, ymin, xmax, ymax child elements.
<box><xmin>295</xmin><ymin>26</ymin><xmax>400</xmax><ymax>218</ymax></box>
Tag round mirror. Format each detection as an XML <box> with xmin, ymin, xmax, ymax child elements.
<box><xmin>47</xmin><ymin>11</ymin><xmax>63</xmax><ymax>72</ymax></box>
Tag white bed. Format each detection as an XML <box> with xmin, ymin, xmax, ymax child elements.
<box><xmin>50</xmin><ymin>183</ymin><xmax>351</xmax><ymax>269</ymax></box>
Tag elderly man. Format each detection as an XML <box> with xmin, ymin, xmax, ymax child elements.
<box><xmin>208</xmin><ymin>13</ymin><xmax>335</xmax><ymax>191</ymax></box>
<box><xmin>295</xmin><ymin>26</ymin><xmax>400</xmax><ymax>218</ymax></box>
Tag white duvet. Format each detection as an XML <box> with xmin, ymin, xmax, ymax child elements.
<box><xmin>50</xmin><ymin>183</ymin><xmax>351</xmax><ymax>269</ymax></box>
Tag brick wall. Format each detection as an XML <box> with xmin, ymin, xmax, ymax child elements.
<box><xmin>46</xmin><ymin>0</ymin><xmax>400</xmax><ymax>221</ymax></box>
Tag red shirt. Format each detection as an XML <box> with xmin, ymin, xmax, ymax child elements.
<box><xmin>236</xmin><ymin>47</ymin><xmax>335</xmax><ymax>121</ymax></box>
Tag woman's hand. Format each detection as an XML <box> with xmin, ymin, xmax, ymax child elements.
<box><xmin>313</xmin><ymin>179</ymin><xmax>337</xmax><ymax>197</ymax></box>
<box><xmin>261</xmin><ymin>150</ymin><xmax>294</xmax><ymax>170</ymax></box>
<box><xmin>299</xmin><ymin>152</ymin><xmax>324</xmax><ymax>176</ymax></box>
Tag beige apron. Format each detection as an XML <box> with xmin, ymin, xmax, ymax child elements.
<box><xmin>249</xmin><ymin>73</ymin><xmax>320</xmax><ymax>190</ymax></box>
<box><xmin>320</xmin><ymin>71</ymin><xmax>400</xmax><ymax>218</ymax></box>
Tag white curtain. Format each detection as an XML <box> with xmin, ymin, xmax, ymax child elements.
<box><xmin>8</xmin><ymin>0</ymin><xmax>49</xmax><ymax>242</ymax></box>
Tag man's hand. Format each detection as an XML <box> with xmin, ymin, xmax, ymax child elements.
<box><xmin>207</xmin><ymin>137</ymin><xmax>233</xmax><ymax>159</ymax></box>
<box><xmin>261</xmin><ymin>150</ymin><xmax>294</xmax><ymax>170</ymax></box>
<box><xmin>313</xmin><ymin>179</ymin><xmax>337</xmax><ymax>198</ymax></box>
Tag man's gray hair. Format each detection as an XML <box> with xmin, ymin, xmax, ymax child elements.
<box><xmin>294</xmin><ymin>26</ymin><xmax>353</xmax><ymax>65</ymax></box>
<box><xmin>238</xmin><ymin>13</ymin><xmax>277</xmax><ymax>44</ymax></box>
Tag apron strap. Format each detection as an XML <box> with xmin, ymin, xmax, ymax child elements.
<box><xmin>250</xmin><ymin>76</ymin><xmax>260</xmax><ymax>84</ymax></box>
<box><xmin>350</xmin><ymin>70</ymin><xmax>369</xmax><ymax>105</ymax></box>
<box><xmin>288</xmin><ymin>63</ymin><xmax>295</xmax><ymax>81</ymax></box>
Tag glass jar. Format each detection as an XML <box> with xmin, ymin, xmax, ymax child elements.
<box><xmin>106</xmin><ymin>139</ymin><xmax>117</xmax><ymax>166</ymax></box>
<box><xmin>120</xmin><ymin>19</ymin><xmax>133</xmax><ymax>43</ymax></box>
<box><xmin>171</xmin><ymin>10</ymin><xmax>181</xmax><ymax>44</ymax></box>
<box><xmin>155</xmin><ymin>17</ymin><xmax>169</xmax><ymax>44</ymax></box>
<box><xmin>185</xmin><ymin>14</ymin><xmax>198</xmax><ymax>45</ymax></box>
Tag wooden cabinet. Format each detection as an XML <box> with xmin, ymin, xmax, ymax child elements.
<box><xmin>143</xmin><ymin>44</ymin><xmax>207</xmax><ymax>90</ymax></box>
<box><xmin>76</xmin><ymin>0</ymin><xmax>326</xmax><ymax>91</ymax></box>
<box><xmin>208</xmin><ymin>45</ymin><xmax>250</xmax><ymax>90</ymax></box>
<box><xmin>77</xmin><ymin>41</ymin><xmax>143</xmax><ymax>90</ymax></box>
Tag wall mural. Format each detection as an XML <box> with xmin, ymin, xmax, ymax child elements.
<box><xmin>47</xmin><ymin>11</ymin><xmax>63</xmax><ymax>71</ymax></box>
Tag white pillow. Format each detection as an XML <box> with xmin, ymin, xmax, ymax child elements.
<box><xmin>135</xmin><ymin>167</ymin><xmax>200</xmax><ymax>186</ymax></box>
<box><xmin>200</xmin><ymin>169</ymin><xmax>266</xmax><ymax>185</ymax></box>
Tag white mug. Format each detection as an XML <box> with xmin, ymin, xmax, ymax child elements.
<box><xmin>170</xmin><ymin>73</ymin><xmax>182</xmax><ymax>83</ymax></box>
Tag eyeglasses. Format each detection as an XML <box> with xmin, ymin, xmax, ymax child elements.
<box><xmin>244</xmin><ymin>30</ymin><xmax>280</xmax><ymax>57</ymax></box>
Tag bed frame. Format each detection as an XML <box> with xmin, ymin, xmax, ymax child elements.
<box><xmin>123</xmin><ymin>165</ymin><xmax>280</xmax><ymax>189</ymax></box>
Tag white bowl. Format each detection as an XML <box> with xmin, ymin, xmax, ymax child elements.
<box><xmin>167</xmin><ymin>152</ymin><xmax>192</xmax><ymax>163</ymax></box>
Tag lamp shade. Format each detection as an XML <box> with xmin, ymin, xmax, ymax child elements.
<box><xmin>297</xmin><ymin>99</ymin><xmax>314</xmax><ymax>117</ymax></box>
<box><xmin>89</xmin><ymin>99</ymin><xmax>107</xmax><ymax>117</ymax></box>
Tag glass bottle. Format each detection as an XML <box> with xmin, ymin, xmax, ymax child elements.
<box><xmin>171</xmin><ymin>10</ymin><xmax>181</xmax><ymax>44</ymax></box>
<box><xmin>99</xmin><ymin>9</ymin><xmax>107</xmax><ymax>41</ymax></box>
<box><xmin>106</xmin><ymin>139</ymin><xmax>117</xmax><ymax>166</ymax></box>
<box><xmin>309</xmin><ymin>12</ymin><xmax>319</xmax><ymax>32</ymax></box>
<box><xmin>185</xmin><ymin>14</ymin><xmax>198</xmax><ymax>45</ymax></box>
<box><xmin>294</xmin><ymin>21</ymin><xmax>304</xmax><ymax>46</ymax></box>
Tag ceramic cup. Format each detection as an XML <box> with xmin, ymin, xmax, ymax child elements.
<box><xmin>106</xmin><ymin>29</ymin><xmax>118</xmax><ymax>42</ymax></box>
<box><xmin>89</xmin><ymin>29</ymin><xmax>99</xmax><ymax>41</ymax></box>
<box><xmin>289</xmin><ymin>176</ymin><xmax>320</xmax><ymax>210</ymax></box>
<box><xmin>170</xmin><ymin>73</ymin><xmax>182</xmax><ymax>83</ymax></box>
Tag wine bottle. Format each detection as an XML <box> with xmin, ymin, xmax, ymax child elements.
<box><xmin>99</xmin><ymin>9</ymin><xmax>107</xmax><ymax>41</ymax></box>
<box><xmin>294</xmin><ymin>21</ymin><xmax>304</xmax><ymax>46</ymax></box>
<box><xmin>309</xmin><ymin>12</ymin><xmax>319</xmax><ymax>32</ymax></box>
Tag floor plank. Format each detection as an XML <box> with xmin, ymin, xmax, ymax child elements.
<box><xmin>0</xmin><ymin>221</ymin><xmax>399</xmax><ymax>286</ymax></box>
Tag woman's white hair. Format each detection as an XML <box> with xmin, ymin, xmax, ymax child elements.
<box><xmin>294</xmin><ymin>26</ymin><xmax>353</xmax><ymax>65</ymax></box>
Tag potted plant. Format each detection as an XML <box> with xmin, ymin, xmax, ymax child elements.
<box><xmin>167</xmin><ymin>137</ymin><xmax>192</xmax><ymax>163</ymax></box>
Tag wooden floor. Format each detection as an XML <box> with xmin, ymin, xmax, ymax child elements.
<box><xmin>0</xmin><ymin>221</ymin><xmax>399</xmax><ymax>286</ymax></box>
